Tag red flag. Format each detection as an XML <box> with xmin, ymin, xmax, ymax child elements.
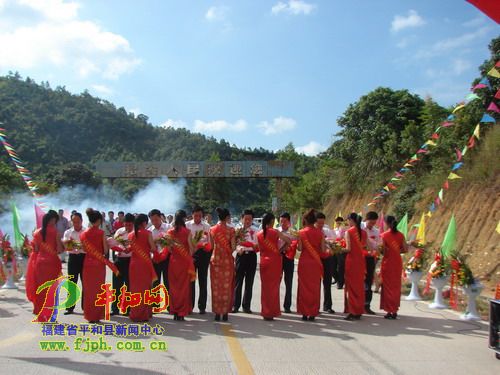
<box><xmin>431</xmin><ymin>133</ymin><xmax>440</xmax><ymax>140</ymax></box>
<box><xmin>466</xmin><ymin>0</ymin><xmax>500</xmax><ymax>23</ymax></box>
<box><xmin>496</xmin><ymin>89</ymin><xmax>500</xmax><ymax>99</ymax></box>
<box><xmin>443</xmin><ymin>180</ymin><xmax>449</xmax><ymax>190</ymax></box>
<box><xmin>35</xmin><ymin>204</ymin><xmax>45</xmax><ymax>229</ymax></box>
<box><xmin>487</xmin><ymin>102</ymin><xmax>500</xmax><ymax>113</ymax></box>
<box><xmin>455</xmin><ymin>148</ymin><xmax>463</xmax><ymax>161</ymax></box>
<box><xmin>467</xmin><ymin>135</ymin><xmax>476</xmax><ymax>149</ymax></box>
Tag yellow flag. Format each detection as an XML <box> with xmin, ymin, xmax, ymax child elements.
<box><xmin>426</xmin><ymin>211</ymin><xmax>432</xmax><ymax>218</ymax></box>
<box><xmin>488</xmin><ymin>67</ymin><xmax>500</xmax><ymax>78</ymax></box>
<box><xmin>496</xmin><ymin>221</ymin><xmax>500</xmax><ymax>234</ymax></box>
<box><xmin>404</xmin><ymin>163</ymin><xmax>413</xmax><ymax>167</ymax></box>
<box><xmin>416</xmin><ymin>213</ymin><xmax>426</xmax><ymax>245</ymax></box>
<box><xmin>425</xmin><ymin>140</ymin><xmax>437</xmax><ymax>147</ymax></box>
<box><xmin>452</xmin><ymin>104</ymin><xmax>465</xmax><ymax>113</ymax></box>
<box><xmin>448</xmin><ymin>172</ymin><xmax>462</xmax><ymax>180</ymax></box>
<box><xmin>473</xmin><ymin>124</ymin><xmax>480</xmax><ymax>139</ymax></box>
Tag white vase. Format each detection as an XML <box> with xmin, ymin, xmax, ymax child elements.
<box><xmin>429</xmin><ymin>276</ymin><xmax>448</xmax><ymax>309</ymax></box>
<box><xmin>405</xmin><ymin>271</ymin><xmax>423</xmax><ymax>301</ymax></box>
<box><xmin>1</xmin><ymin>262</ymin><xmax>18</xmax><ymax>290</ymax></box>
<box><xmin>460</xmin><ymin>283</ymin><xmax>483</xmax><ymax>321</ymax></box>
<box><xmin>16</xmin><ymin>256</ymin><xmax>26</xmax><ymax>282</ymax></box>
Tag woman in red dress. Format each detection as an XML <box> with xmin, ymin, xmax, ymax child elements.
<box><xmin>209</xmin><ymin>207</ymin><xmax>236</xmax><ymax>322</ymax></box>
<box><xmin>257</xmin><ymin>213</ymin><xmax>291</xmax><ymax>320</ymax></box>
<box><xmin>344</xmin><ymin>212</ymin><xmax>367</xmax><ymax>320</ymax></box>
<box><xmin>128</xmin><ymin>213</ymin><xmax>157</xmax><ymax>322</ymax></box>
<box><xmin>380</xmin><ymin>215</ymin><xmax>407</xmax><ymax>319</ymax></box>
<box><xmin>297</xmin><ymin>209</ymin><xmax>327</xmax><ymax>321</ymax></box>
<box><xmin>80</xmin><ymin>209</ymin><xmax>109</xmax><ymax>323</ymax></box>
<box><xmin>30</xmin><ymin>210</ymin><xmax>63</xmax><ymax>322</ymax></box>
<box><xmin>167</xmin><ymin>210</ymin><xmax>195</xmax><ymax>321</ymax></box>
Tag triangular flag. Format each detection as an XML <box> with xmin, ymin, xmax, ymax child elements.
<box><xmin>497</xmin><ymin>221</ymin><xmax>500</xmax><ymax>234</ymax></box>
<box><xmin>487</xmin><ymin>102</ymin><xmax>500</xmax><ymax>113</ymax></box>
<box><xmin>467</xmin><ymin>135</ymin><xmax>476</xmax><ymax>148</ymax></box>
<box><xmin>396</xmin><ymin>213</ymin><xmax>408</xmax><ymax>240</ymax></box>
<box><xmin>497</xmin><ymin>61</ymin><xmax>500</xmax><ymax>67</ymax></box>
<box><xmin>403</xmin><ymin>163</ymin><xmax>413</xmax><ymax>168</ymax></box>
<box><xmin>425</xmin><ymin>140</ymin><xmax>437</xmax><ymax>147</ymax></box>
<box><xmin>435</xmin><ymin>197</ymin><xmax>441</xmax><ymax>206</ymax></box>
<box><xmin>440</xmin><ymin>215</ymin><xmax>456</xmax><ymax>258</ymax></box>
<box><xmin>431</xmin><ymin>133</ymin><xmax>440</xmax><ymax>140</ymax></box>
<box><xmin>438</xmin><ymin>189</ymin><xmax>444</xmax><ymax>201</ymax></box>
<box><xmin>426</xmin><ymin>211</ymin><xmax>432</xmax><ymax>218</ymax></box>
<box><xmin>395</xmin><ymin>172</ymin><xmax>403</xmax><ymax>178</ymax></box>
<box><xmin>387</xmin><ymin>183</ymin><xmax>397</xmax><ymax>190</ymax></box>
<box><xmin>462</xmin><ymin>145</ymin><xmax>468</xmax><ymax>156</ymax></box>
<box><xmin>495</xmin><ymin>90</ymin><xmax>500</xmax><ymax>99</ymax></box>
<box><xmin>473</xmin><ymin>124</ymin><xmax>480</xmax><ymax>139</ymax></box>
<box><xmin>443</xmin><ymin>180</ymin><xmax>449</xmax><ymax>190</ymax></box>
<box><xmin>429</xmin><ymin>203</ymin><xmax>436</xmax><ymax>212</ymax></box>
<box><xmin>472</xmin><ymin>83</ymin><xmax>487</xmax><ymax>91</ymax></box>
<box><xmin>416</xmin><ymin>213</ymin><xmax>426</xmax><ymax>245</ymax></box>
<box><xmin>452</xmin><ymin>104</ymin><xmax>465</xmax><ymax>113</ymax></box>
<box><xmin>442</xmin><ymin>121</ymin><xmax>454</xmax><ymax>127</ymax></box>
<box><xmin>447</xmin><ymin>114</ymin><xmax>455</xmax><ymax>121</ymax></box>
<box><xmin>465</xmin><ymin>93</ymin><xmax>480</xmax><ymax>102</ymax></box>
<box><xmin>455</xmin><ymin>148</ymin><xmax>462</xmax><ymax>161</ymax></box>
<box><xmin>448</xmin><ymin>172</ymin><xmax>462</xmax><ymax>180</ymax></box>
<box><xmin>452</xmin><ymin>162</ymin><xmax>464</xmax><ymax>171</ymax></box>
<box><xmin>479</xmin><ymin>77</ymin><xmax>491</xmax><ymax>87</ymax></box>
<box><xmin>480</xmin><ymin>113</ymin><xmax>496</xmax><ymax>123</ymax></box>
<box><xmin>487</xmin><ymin>67</ymin><xmax>500</xmax><ymax>78</ymax></box>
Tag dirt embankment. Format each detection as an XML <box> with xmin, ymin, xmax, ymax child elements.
<box><xmin>323</xmin><ymin>175</ymin><xmax>500</xmax><ymax>297</ymax></box>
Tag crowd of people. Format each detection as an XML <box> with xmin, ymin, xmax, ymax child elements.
<box><xmin>25</xmin><ymin>206</ymin><xmax>409</xmax><ymax>324</ymax></box>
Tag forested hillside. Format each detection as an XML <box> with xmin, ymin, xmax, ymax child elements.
<box><xmin>0</xmin><ymin>74</ymin><xmax>282</xmax><ymax>213</ymax></box>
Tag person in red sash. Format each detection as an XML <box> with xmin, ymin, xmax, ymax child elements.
<box><xmin>80</xmin><ymin>209</ymin><xmax>109</xmax><ymax>323</ymax></box>
<box><xmin>167</xmin><ymin>210</ymin><xmax>195</xmax><ymax>321</ymax></box>
<box><xmin>31</xmin><ymin>210</ymin><xmax>63</xmax><ymax>321</ymax></box>
<box><xmin>209</xmin><ymin>207</ymin><xmax>236</xmax><ymax>321</ymax></box>
<box><xmin>344</xmin><ymin>212</ymin><xmax>367</xmax><ymax>320</ymax></box>
<box><xmin>258</xmin><ymin>213</ymin><xmax>291</xmax><ymax>320</ymax></box>
<box><xmin>128</xmin><ymin>214</ymin><xmax>157</xmax><ymax>322</ymax></box>
<box><xmin>380</xmin><ymin>215</ymin><xmax>407</xmax><ymax>319</ymax></box>
<box><xmin>297</xmin><ymin>209</ymin><xmax>328</xmax><ymax>321</ymax></box>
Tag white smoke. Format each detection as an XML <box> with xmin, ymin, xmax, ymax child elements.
<box><xmin>0</xmin><ymin>178</ymin><xmax>186</xmax><ymax>241</ymax></box>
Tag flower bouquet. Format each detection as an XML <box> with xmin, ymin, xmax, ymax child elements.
<box><xmin>406</xmin><ymin>248</ymin><xmax>425</xmax><ymax>273</ymax></box>
<box><xmin>20</xmin><ymin>235</ymin><xmax>33</xmax><ymax>258</ymax></box>
<box><xmin>234</xmin><ymin>227</ymin><xmax>248</xmax><ymax>245</ymax></box>
<box><xmin>115</xmin><ymin>236</ymin><xmax>129</xmax><ymax>248</ymax></box>
<box><xmin>326</xmin><ymin>238</ymin><xmax>347</xmax><ymax>255</ymax></box>
<box><xmin>424</xmin><ymin>251</ymin><xmax>449</xmax><ymax>309</ymax></box>
<box><xmin>155</xmin><ymin>234</ymin><xmax>180</xmax><ymax>248</ymax></box>
<box><xmin>64</xmin><ymin>238</ymin><xmax>82</xmax><ymax>252</ymax></box>
<box><xmin>1</xmin><ymin>234</ymin><xmax>18</xmax><ymax>289</ymax></box>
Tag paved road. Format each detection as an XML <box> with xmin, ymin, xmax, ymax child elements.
<box><xmin>0</xmin><ymin>264</ymin><xmax>498</xmax><ymax>375</ymax></box>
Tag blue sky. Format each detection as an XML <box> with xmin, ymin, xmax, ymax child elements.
<box><xmin>0</xmin><ymin>1</ymin><xmax>498</xmax><ymax>155</ymax></box>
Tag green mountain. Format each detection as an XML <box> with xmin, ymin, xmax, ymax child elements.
<box><xmin>0</xmin><ymin>73</ymin><xmax>277</xmax><ymax>214</ymax></box>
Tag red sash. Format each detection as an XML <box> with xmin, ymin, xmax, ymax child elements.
<box><xmin>213</xmin><ymin>230</ymin><xmax>233</xmax><ymax>257</ymax></box>
<box><xmin>261</xmin><ymin>235</ymin><xmax>279</xmax><ymax>254</ymax></box>
<box><xmin>300</xmin><ymin>232</ymin><xmax>323</xmax><ymax>277</ymax></box>
<box><xmin>40</xmin><ymin>241</ymin><xmax>58</xmax><ymax>256</ymax></box>
<box><xmin>81</xmin><ymin>238</ymin><xmax>119</xmax><ymax>276</ymax></box>
<box><xmin>130</xmin><ymin>239</ymin><xmax>158</xmax><ymax>283</ymax></box>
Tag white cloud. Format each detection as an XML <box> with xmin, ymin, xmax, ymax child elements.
<box><xmin>296</xmin><ymin>141</ymin><xmax>326</xmax><ymax>156</ymax></box>
<box><xmin>271</xmin><ymin>1</ymin><xmax>316</xmax><ymax>16</ymax></box>
<box><xmin>452</xmin><ymin>58</ymin><xmax>471</xmax><ymax>75</ymax></box>
<box><xmin>415</xmin><ymin>26</ymin><xmax>491</xmax><ymax>59</ymax></box>
<box><xmin>193</xmin><ymin>119</ymin><xmax>247</xmax><ymax>133</ymax></box>
<box><xmin>159</xmin><ymin>119</ymin><xmax>188</xmax><ymax>129</ymax></box>
<box><xmin>0</xmin><ymin>0</ymin><xmax>141</xmax><ymax>80</ymax></box>
<box><xmin>391</xmin><ymin>10</ymin><xmax>425</xmax><ymax>33</ymax></box>
<box><xmin>462</xmin><ymin>16</ymin><xmax>487</xmax><ymax>28</ymax></box>
<box><xmin>91</xmin><ymin>84</ymin><xmax>113</xmax><ymax>96</ymax></box>
<box><xmin>129</xmin><ymin>108</ymin><xmax>141</xmax><ymax>116</ymax></box>
<box><xmin>205</xmin><ymin>6</ymin><xmax>227</xmax><ymax>22</ymax></box>
<box><xmin>257</xmin><ymin>116</ymin><xmax>296</xmax><ymax>135</ymax></box>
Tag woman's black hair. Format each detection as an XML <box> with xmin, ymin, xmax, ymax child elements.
<box><xmin>262</xmin><ymin>212</ymin><xmax>275</xmax><ymax>238</ymax></box>
<box><xmin>124</xmin><ymin>213</ymin><xmax>135</xmax><ymax>223</ymax></box>
<box><xmin>85</xmin><ymin>208</ymin><xmax>102</xmax><ymax>225</ymax></box>
<box><xmin>42</xmin><ymin>210</ymin><xmax>59</xmax><ymax>242</ymax></box>
<box><xmin>134</xmin><ymin>214</ymin><xmax>149</xmax><ymax>236</ymax></box>
<box><xmin>385</xmin><ymin>215</ymin><xmax>399</xmax><ymax>233</ymax></box>
<box><xmin>347</xmin><ymin>212</ymin><xmax>363</xmax><ymax>238</ymax></box>
<box><xmin>174</xmin><ymin>209</ymin><xmax>187</xmax><ymax>232</ymax></box>
<box><xmin>302</xmin><ymin>208</ymin><xmax>317</xmax><ymax>226</ymax></box>
<box><xmin>215</xmin><ymin>207</ymin><xmax>230</xmax><ymax>221</ymax></box>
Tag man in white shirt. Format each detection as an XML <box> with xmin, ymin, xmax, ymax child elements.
<box><xmin>186</xmin><ymin>205</ymin><xmax>212</xmax><ymax>314</ymax></box>
<box><xmin>332</xmin><ymin>216</ymin><xmax>348</xmax><ymax>290</ymax></box>
<box><xmin>148</xmin><ymin>209</ymin><xmax>172</xmax><ymax>295</ymax></box>
<box><xmin>110</xmin><ymin>213</ymin><xmax>134</xmax><ymax>316</ymax></box>
<box><xmin>278</xmin><ymin>212</ymin><xmax>296</xmax><ymax>313</ymax></box>
<box><xmin>62</xmin><ymin>212</ymin><xmax>85</xmax><ymax>315</ymax></box>
<box><xmin>233</xmin><ymin>209</ymin><xmax>258</xmax><ymax>314</ymax></box>
<box><xmin>362</xmin><ymin>211</ymin><xmax>381</xmax><ymax>315</ymax></box>
<box><xmin>315</xmin><ymin>212</ymin><xmax>336</xmax><ymax>314</ymax></box>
